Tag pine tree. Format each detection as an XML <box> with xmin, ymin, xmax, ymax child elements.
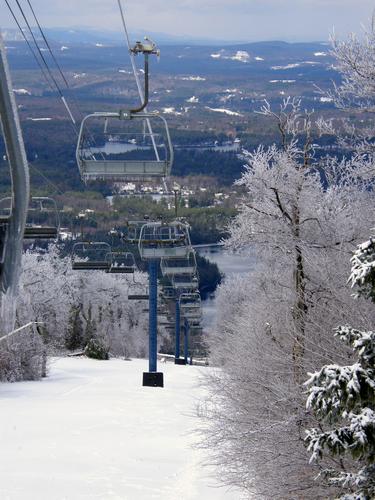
<box><xmin>305</xmin><ymin>238</ymin><xmax>375</xmax><ymax>499</ymax></box>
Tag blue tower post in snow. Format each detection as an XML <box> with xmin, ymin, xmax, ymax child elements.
<box><xmin>174</xmin><ymin>297</ymin><xmax>186</xmax><ymax>365</ymax></box>
<box><xmin>184</xmin><ymin>318</ymin><xmax>190</xmax><ymax>365</ymax></box>
<box><xmin>174</xmin><ymin>297</ymin><xmax>185</xmax><ymax>365</ymax></box>
<box><xmin>142</xmin><ymin>259</ymin><xmax>164</xmax><ymax>387</ymax></box>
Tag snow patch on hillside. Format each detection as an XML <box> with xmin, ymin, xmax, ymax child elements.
<box><xmin>205</xmin><ymin>107</ymin><xmax>243</xmax><ymax>117</ymax></box>
<box><xmin>271</xmin><ymin>63</ymin><xmax>301</xmax><ymax>70</ymax></box>
<box><xmin>162</xmin><ymin>107</ymin><xmax>182</xmax><ymax>116</ymax></box>
<box><xmin>181</xmin><ymin>76</ymin><xmax>206</xmax><ymax>81</ymax></box>
<box><xmin>13</xmin><ymin>88</ymin><xmax>31</xmax><ymax>95</ymax></box>
<box><xmin>187</xmin><ymin>96</ymin><xmax>199</xmax><ymax>103</ymax></box>
<box><xmin>269</xmin><ymin>80</ymin><xmax>296</xmax><ymax>83</ymax></box>
<box><xmin>27</xmin><ymin>117</ymin><xmax>52</xmax><ymax>121</ymax></box>
<box><xmin>231</xmin><ymin>51</ymin><xmax>250</xmax><ymax>63</ymax></box>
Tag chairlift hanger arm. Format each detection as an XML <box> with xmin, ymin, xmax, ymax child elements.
<box><xmin>129</xmin><ymin>39</ymin><xmax>159</xmax><ymax>114</ymax></box>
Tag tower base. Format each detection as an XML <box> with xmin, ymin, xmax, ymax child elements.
<box><xmin>143</xmin><ymin>372</ymin><xmax>164</xmax><ymax>387</ymax></box>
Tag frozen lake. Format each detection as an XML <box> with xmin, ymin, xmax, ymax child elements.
<box><xmin>197</xmin><ymin>245</ymin><xmax>255</xmax><ymax>329</ymax></box>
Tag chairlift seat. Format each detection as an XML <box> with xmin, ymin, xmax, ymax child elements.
<box><xmin>80</xmin><ymin>159</ymin><xmax>169</xmax><ymax>182</ymax></box>
<box><xmin>160</xmin><ymin>254</ymin><xmax>196</xmax><ymax>276</ymax></box>
<box><xmin>72</xmin><ymin>261</ymin><xmax>110</xmax><ymax>271</ymax></box>
<box><xmin>24</xmin><ymin>226</ymin><xmax>58</xmax><ymax>239</ymax></box>
<box><xmin>141</xmin><ymin>246</ymin><xmax>190</xmax><ymax>259</ymax></box>
<box><xmin>71</xmin><ymin>241</ymin><xmax>111</xmax><ymax>271</ymax></box>
<box><xmin>172</xmin><ymin>275</ymin><xmax>199</xmax><ymax>290</ymax></box>
<box><xmin>128</xmin><ymin>294</ymin><xmax>149</xmax><ymax>300</ymax></box>
<box><xmin>107</xmin><ymin>266</ymin><xmax>134</xmax><ymax>274</ymax></box>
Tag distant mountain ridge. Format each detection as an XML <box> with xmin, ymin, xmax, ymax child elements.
<box><xmin>1</xmin><ymin>26</ymin><xmax>327</xmax><ymax>47</ymax></box>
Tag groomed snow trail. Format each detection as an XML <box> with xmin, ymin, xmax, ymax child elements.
<box><xmin>0</xmin><ymin>358</ymin><xmax>241</xmax><ymax>500</ymax></box>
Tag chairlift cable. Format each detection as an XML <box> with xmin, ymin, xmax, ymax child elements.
<box><xmin>3</xmin><ymin>1</ymin><xmax>84</xmax><ymax>194</ymax></box>
<box><xmin>4</xmin><ymin>0</ymin><xmax>55</xmax><ymax>91</ymax></box>
<box><xmin>12</xmin><ymin>0</ymin><xmax>77</xmax><ymax>127</ymax></box>
<box><xmin>25</xmin><ymin>0</ymin><xmax>88</xmax><ymax>124</ymax></box>
<box><xmin>117</xmin><ymin>0</ymin><xmax>160</xmax><ymax>162</ymax></box>
<box><xmin>29</xmin><ymin>163</ymin><xmax>64</xmax><ymax>195</ymax></box>
<box><xmin>25</xmin><ymin>0</ymin><xmax>70</xmax><ymax>88</ymax></box>
<box><xmin>22</xmin><ymin>0</ymin><xmax>102</xmax><ymax>160</ymax></box>
<box><xmin>6</xmin><ymin>1</ymin><xmax>101</xmax><ymax>163</ymax></box>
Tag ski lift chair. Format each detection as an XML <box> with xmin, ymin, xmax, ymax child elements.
<box><xmin>179</xmin><ymin>292</ymin><xmax>201</xmax><ymax>308</ymax></box>
<box><xmin>138</xmin><ymin>221</ymin><xmax>192</xmax><ymax>260</ymax></box>
<box><xmin>123</xmin><ymin>220</ymin><xmax>147</xmax><ymax>244</ymax></box>
<box><xmin>0</xmin><ymin>196</ymin><xmax>60</xmax><ymax>240</ymax></box>
<box><xmin>180</xmin><ymin>292</ymin><xmax>202</xmax><ymax>320</ymax></box>
<box><xmin>71</xmin><ymin>241</ymin><xmax>111</xmax><ymax>271</ymax></box>
<box><xmin>76</xmin><ymin>112</ymin><xmax>173</xmax><ymax>183</ymax></box>
<box><xmin>171</xmin><ymin>274</ymin><xmax>199</xmax><ymax>291</ymax></box>
<box><xmin>160</xmin><ymin>285</ymin><xmax>176</xmax><ymax>300</ymax></box>
<box><xmin>160</xmin><ymin>250</ymin><xmax>197</xmax><ymax>276</ymax></box>
<box><xmin>105</xmin><ymin>251</ymin><xmax>137</xmax><ymax>274</ymax></box>
<box><xmin>24</xmin><ymin>197</ymin><xmax>60</xmax><ymax>239</ymax></box>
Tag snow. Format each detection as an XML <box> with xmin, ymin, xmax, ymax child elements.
<box><xmin>13</xmin><ymin>88</ymin><xmax>31</xmax><ymax>96</ymax></box>
<box><xmin>162</xmin><ymin>107</ymin><xmax>182</xmax><ymax>116</ymax></box>
<box><xmin>0</xmin><ymin>357</ymin><xmax>241</xmax><ymax>500</ymax></box>
<box><xmin>205</xmin><ymin>107</ymin><xmax>243</xmax><ymax>117</ymax></box>
<box><xmin>26</xmin><ymin>117</ymin><xmax>52</xmax><ymax>121</ymax></box>
<box><xmin>187</xmin><ymin>96</ymin><xmax>199</xmax><ymax>103</ymax></box>
<box><xmin>269</xmin><ymin>80</ymin><xmax>296</xmax><ymax>83</ymax></box>
<box><xmin>180</xmin><ymin>76</ymin><xmax>206</xmax><ymax>81</ymax></box>
<box><xmin>210</xmin><ymin>53</ymin><xmax>221</xmax><ymax>59</ymax></box>
<box><xmin>271</xmin><ymin>63</ymin><xmax>301</xmax><ymax>70</ymax></box>
<box><xmin>314</xmin><ymin>52</ymin><xmax>327</xmax><ymax>56</ymax></box>
<box><xmin>60</xmin><ymin>46</ymin><xmax>69</xmax><ymax>51</ymax></box>
<box><xmin>230</xmin><ymin>51</ymin><xmax>250</xmax><ymax>63</ymax></box>
<box><xmin>271</xmin><ymin>61</ymin><xmax>320</xmax><ymax>70</ymax></box>
<box><xmin>254</xmin><ymin>56</ymin><xmax>264</xmax><ymax>61</ymax></box>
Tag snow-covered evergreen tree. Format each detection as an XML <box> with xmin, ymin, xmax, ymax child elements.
<box><xmin>305</xmin><ymin>238</ymin><xmax>375</xmax><ymax>499</ymax></box>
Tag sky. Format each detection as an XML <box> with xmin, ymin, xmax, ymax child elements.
<box><xmin>1</xmin><ymin>0</ymin><xmax>374</xmax><ymax>43</ymax></box>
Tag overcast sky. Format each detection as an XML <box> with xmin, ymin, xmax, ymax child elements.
<box><xmin>1</xmin><ymin>0</ymin><xmax>374</xmax><ymax>42</ymax></box>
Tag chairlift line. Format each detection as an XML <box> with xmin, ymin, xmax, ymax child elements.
<box><xmin>117</xmin><ymin>0</ymin><xmax>160</xmax><ymax>161</ymax></box>
<box><xmin>12</xmin><ymin>0</ymin><xmax>77</xmax><ymax>127</ymax></box>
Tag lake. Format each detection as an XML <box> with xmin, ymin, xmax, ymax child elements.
<box><xmin>196</xmin><ymin>244</ymin><xmax>255</xmax><ymax>329</ymax></box>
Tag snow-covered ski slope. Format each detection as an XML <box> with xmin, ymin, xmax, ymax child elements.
<box><xmin>0</xmin><ymin>358</ymin><xmax>241</xmax><ymax>500</ymax></box>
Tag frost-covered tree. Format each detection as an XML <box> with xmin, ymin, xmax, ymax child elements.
<box><xmin>305</xmin><ymin>238</ymin><xmax>375</xmax><ymax>499</ymax></box>
<box><xmin>198</xmin><ymin>97</ymin><xmax>375</xmax><ymax>498</ymax></box>
<box><xmin>16</xmin><ymin>246</ymin><xmax>151</xmax><ymax>359</ymax></box>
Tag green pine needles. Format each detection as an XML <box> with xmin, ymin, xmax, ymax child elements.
<box><xmin>305</xmin><ymin>238</ymin><xmax>375</xmax><ymax>499</ymax></box>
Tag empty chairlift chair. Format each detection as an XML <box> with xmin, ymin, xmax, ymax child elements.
<box><xmin>105</xmin><ymin>251</ymin><xmax>137</xmax><ymax>274</ymax></box>
<box><xmin>171</xmin><ymin>273</ymin><xmax>199</xmax><ymax>291</ymax></box>
<box><xmin>160</xmin><ymin>250</ymin><xmax>197</xmax><ymax>276</ymax></box>
<box><xmin>76</xmin><ymin>39</ymin><xmax>173</xmax><ymax>186</ymax></box>
<box><xmin>71</xmin><ymin>242</ymin><xmax>111</xmax><ymax>271</ymax></box>
<box><xmin>179</xmin><ymin>292</ymin><xmax>202</xmax><ymax>321</ymax></box>
<box><xmin>123</xmin><ymin>220</ymin><xmax>147</xmax><ymax>244</ymax></box>
<box><xmin>138</xmin><ymin>221</ymin><xmax>192</xmax><ymax>260</ymax></box>
<box><xmin>24</xmin><ymin>197</ymin><xmax>60</xmax><ymax>239</ymax></box>
<box><xmin>0</xmin><ymin>196</ymin><xmax>60</xmax><ymax>240</ymax></box>
<box><xmin>76</xmin><ymin>113</ymin><xmax>173</xmax><ymax>183</ymax></box>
